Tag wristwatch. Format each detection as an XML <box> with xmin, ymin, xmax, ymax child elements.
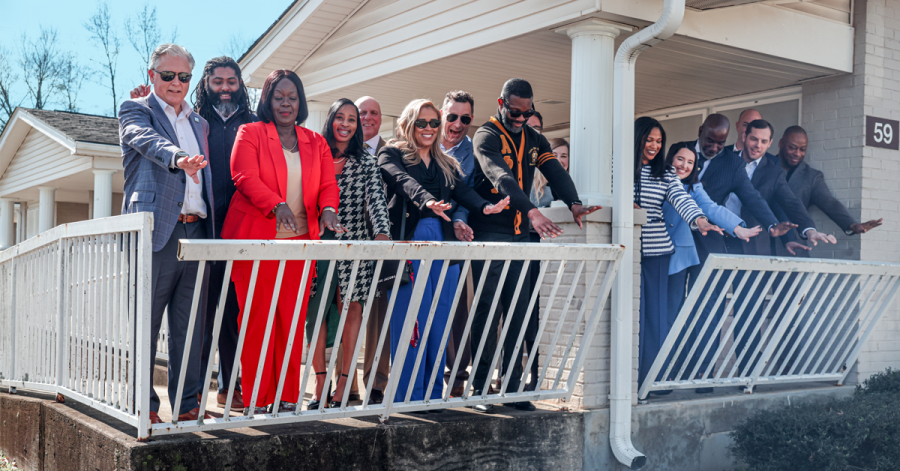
<box><xmin>272</xmin><ymin>202</ymin><xmax>288</xmax><ymax>214</ymax></box>
<box><xmin>322</xmin><ymin>206</ymin><xmax>337</xmax><ymax>214</ymax></box>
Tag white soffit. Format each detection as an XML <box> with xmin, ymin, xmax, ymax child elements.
<box><xmin>305</xmin><ymin>28</ymin><xmax>838</xmax><ymax>136</ymax></box>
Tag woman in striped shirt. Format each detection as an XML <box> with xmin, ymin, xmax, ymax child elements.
<box><xmin>633</xmin><ymin>117</ymin><xmax>723</xmax><ymax>387</ymax></box>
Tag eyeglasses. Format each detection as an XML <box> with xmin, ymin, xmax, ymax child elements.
<box><xmin>503</xmin><ymin>100</ymin><xmax>535</xmax><ymax>119</ymax></box>
<box><xmin>414</xmin><ymin>119</ymin><xmax>441</xmax><ymax>129</ymax></box>
<box><xmin>154</xmin><ymin>70</ymin><xmax>192</xmax><ymax>83</ymax></box>
<box><xmin>446</xmin><ymin>114</ymin><xmax>472</xmax><ymax>125</ymax></box>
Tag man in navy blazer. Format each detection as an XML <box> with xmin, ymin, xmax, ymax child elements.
<box><xmin>119</xmin><ymin>44</ymin><xmax>214</xmax><ymax>424</ymax></box>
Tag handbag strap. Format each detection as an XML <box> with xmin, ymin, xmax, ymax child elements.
<box><xmin>400</xmin><ymin>198</ymin><xmax>408</xmax><ymax>240</ymax></box>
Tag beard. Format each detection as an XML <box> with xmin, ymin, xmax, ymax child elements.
<box><xmin>499</xmin><ymin>109</ymin><xmax>522</xmax><ymax>133</ymax></box>
<box><xmin>210</xmin><ymin>88</ymin><xmax>243</xmax><ymax>118</ymax></box>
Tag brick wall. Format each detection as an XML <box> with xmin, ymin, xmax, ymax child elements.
<box><xmin>538</xmin><ymin>207</ymin><xmax>643</xmax><ymax>409</ymax></box>
<box><xmin>802</xmin><ymin>0</ymin><xmax>900</xmax><ymax>382</ymax></box>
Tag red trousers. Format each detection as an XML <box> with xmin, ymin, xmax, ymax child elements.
<box><xmin>232</xmin><ymin>234</ymin><xmax>312</xmax><ymax>407</ymax></box>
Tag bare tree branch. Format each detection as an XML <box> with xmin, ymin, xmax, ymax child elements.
<box><xmin>56</xmin><ymin>53</ymin><xmax>87</xmax><ymax>113</ymax></box>
<box><xmin>19</xmin><ymin>27</ymin><xmax>63</xmax><ymax>111</ymax></box>
<box><xmin>0</xmin><ymin>46</ymin><xmax>21</xmax><ymax>129</ymax></box>
<box><xmin>84</xmin><ymin>1</ymin><xmax>121</xmax><ymax>117</ymax></box>
<box><xmin>124</xmin><ymin>2</ymin><xmax>161</xmax><ymax>86</ymax></box>
<box><xmin>226</xmin><ymin>34</ymin><xmax>254</xmax><ymax>62</ymax></box>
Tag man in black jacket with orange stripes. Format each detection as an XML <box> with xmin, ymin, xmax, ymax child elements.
<box><xmin>468</xmin><ymin>78</ymin><xmax>598</xmax><ymax>412</ymax></box>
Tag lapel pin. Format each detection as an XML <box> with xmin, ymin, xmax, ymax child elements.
<box><xmin>194</xmin><ymin>116</ymin><xmax>199</xmax><ymax>122</ymax></box>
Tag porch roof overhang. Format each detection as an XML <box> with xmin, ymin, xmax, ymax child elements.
<box><xmin>0</xmin><ymin>108</ymin><xmax>122</xmax><ymax>202</ymax></box>
<box><xmin>238</xmin><ymin>0</ymin><xmax>853</xmax><ymax>134</ymax></box>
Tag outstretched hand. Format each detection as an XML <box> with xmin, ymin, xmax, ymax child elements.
<box><xmin>453</xmin><ymin>220</ymin><xmax>474</xmax><ymax>242</ymax></box>
<box><xmin>696</xmin><ymin>218</ymin><xmax>724</xmax><ymax>236</ymax></box>
<box><xmin>483</xmin><ymin>196</ymin><xmax>510</xmax><ymax>215</ymax></box>
<box><xmin>769</xmin><ymin>221</ymin><xmax>798</xmax><ymax>238</ymax></box>
<box><xmin>571</xmin><ymin>204</ymin><xmax>601</xmax><ymax>229</ymax></box>
<box><xmin>528</xmin><ymin>208</ymin><xmax>563</xmax><ymax>240</ymax></box>
<box><xmin>850</xmin><ymin>219</ymin><xmax>883</xmax><ymax>234</ymax></box>
<box><xmin>733</xmin><ymin>225</ymin><xmax>762</xmax><ymax>242</ymax></box>
<box><xmin>807</xmin><ymin>230</ymin><xmax>837</xmax><ymax>246</ymax></box>
<box><xmin>176</xmin><ymin>154</ymin><xmax>207</xmax><ymax>184</ymax></box>
<box><xmin>785</xmin><ymin>241</ymin><xmax>812</xmax><ymax>256</ymax></box>
<box><xmin>426</xmin><ymin>199</ymin><xmax>454</xmax><ymax>221</ymax></box>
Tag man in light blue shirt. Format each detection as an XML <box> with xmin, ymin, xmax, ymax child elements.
<box><xmin>439</xmin><ymin>90</ymin><xmax>476</xmax><ymax>396</ymax></box>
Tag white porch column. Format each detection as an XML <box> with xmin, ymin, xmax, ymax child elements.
<box><xmin>560</xmin><ymin>20</ymin><xmax>629</xmax><ymax>207</ymax></box>
<box><xmin>0</xmin><ymin>198</ymin><xmax>14</xmax><ymax>249</ymax></box>
<box><xmin>38</xmin><ymin>186</ymin><xmax>57</xmax><ymax>233</ymax></box>
<box><xmin>304</xmin><ymin>101</ymin><xmax>332</xmax><ymax>135</ymax></box>
<box><xmin>92</xmin><ymin>170</ymin><xmax>116</xmax><ymax>219</ymax></box>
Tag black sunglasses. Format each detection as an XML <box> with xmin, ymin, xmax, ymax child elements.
<box><xmin>446</xmin><ymin>113</ymin><xmax>472</xmax><ymax>125</ymax></box>
<box><xmin>414</xmin><ymin>119</ymin><xmax>441</xmax><ymax>129</ymax></box>
<box><xmin>154</xmin><ymin>70</ymin><xmax>192</xmax><ymax>83</ymax></box>
<box><xmin>503</xmin><ymin>100</ymin><xmax>535</xmax><ymax>119</ymax></box>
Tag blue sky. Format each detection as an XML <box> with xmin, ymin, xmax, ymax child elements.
<box><xmin>0</xmin><ymin>0</ymin><xmax>290</xmax><ymax>116</ymax></box>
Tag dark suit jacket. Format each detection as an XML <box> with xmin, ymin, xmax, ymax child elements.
<box><xmin>119</xmin><ymin>95</ymin><xmax>215</xmax><ymax>252</ymax></box>
<box><xmin>377</xmin><ymin>146</ymin><xmax>489</xmax><ymax>241</ymax></box>
<box><xmin>676</xmin><ymin>140</ymin><xmax>778</xmax><ymax>261</ymax></box>
<box><xmin>741</xmin><ymin>152</ymin><xmax>816</xmax><ymax>255</ymax></box>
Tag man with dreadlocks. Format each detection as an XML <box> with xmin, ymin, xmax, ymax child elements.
<box><xmin>133</xmin><ymin>56</ymin><xmax>257</xmax><ymax>410</ymax></box>
<box><xmin>193</xmin><ymin>56</ymin><xmax>257</xmax><ymax>411</ymax></box>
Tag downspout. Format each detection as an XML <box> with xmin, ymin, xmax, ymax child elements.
<box><xmin>609</xmin><ymin>0</ymin><xmax>685</xmax><ymax>469</ymax></box>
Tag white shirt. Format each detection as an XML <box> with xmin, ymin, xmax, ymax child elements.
<box><xmin>364</xmin><ymin>135</ymin><xmax>381</xmax><ymax>156</ymax></box>
<box><xmin>440</xmin><ymin>140</ymin><xmax>462</xmax><ymax>154</ymax></box>
<box><xmin>695</xmin><ymin>141</ymin><xmax>714</xmax><ymax>180</ymax></box>
<box><xmin>153</xmin><ymin>92</ymin><xmax>208</xmax><ymax>218</ymax></box>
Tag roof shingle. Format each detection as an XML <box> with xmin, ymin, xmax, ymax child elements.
<box><xmin>25</xmin><ymin>108</ymin><xmax>119</xmax><ymax>146</ymax></box>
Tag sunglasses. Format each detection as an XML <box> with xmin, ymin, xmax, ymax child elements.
<box><xmin>446</xmin><ymin>113</ymin><xmax>472</xmax><ymax>125</ymax></box>
<box><xmin>154</xmin><ymin>70</ymin><xmax>192</xmax><ymax>83</ymax></box>
<box><xmin>414</xmin><ymin>118</ymin><xmax>441</xmax><ymax>129</ymax></box>
<box><xmin>503</xmin><ymin>100</ymin><xmax>535</xmax><ymax>119</ymax></box>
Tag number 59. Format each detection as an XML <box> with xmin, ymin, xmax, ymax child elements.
<box><xmin>874</xmin><ymin>122</ymin><xmax>894</xmax><ymax>144</ymax></box>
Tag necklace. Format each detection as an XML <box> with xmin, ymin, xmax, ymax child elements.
<box><xmin>281</xmin><ymin>140</ymin><xmax>298</xmax><ymax>153</ymax></box>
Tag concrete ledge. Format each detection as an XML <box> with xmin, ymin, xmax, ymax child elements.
<box><xmin>0</xmin><ymin>387</ymin><xmax>583</xmax><ymax>471</ymax></box>
<box><xmin>584</xmin><ymin>385</ymin><xmax>855</xmax><ymax>471</ymax></box>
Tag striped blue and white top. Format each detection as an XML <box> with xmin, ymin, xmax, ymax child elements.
<box><xmin>635</xmin><ymin>165</ymin><xmax>705</xmax><ymax>258</ymax></box>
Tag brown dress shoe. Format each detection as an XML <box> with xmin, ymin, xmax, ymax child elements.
<box><xmin>449</xmin><ymin>386</ymin><xmax>465</xmax><ymax>398</ymax></box>
<box><xmin>177</xmin><ymin>407</ymin><xmax>211</xmax><ymax>422</ymax></box>
<box><xmin>149</xmin><ymin>411</ymin><xmax>163</xmax><ymax>424</ymax></box>
<box><xmin>217</xmin><ymin>390</ymin><xmax>245</xmax><ymax>410</ymax></box>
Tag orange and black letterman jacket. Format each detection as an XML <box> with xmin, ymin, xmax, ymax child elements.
<box><xmin>469</xmin><ymin>114</ymin><xmax>581</xmax><ymax>235</ymax></box>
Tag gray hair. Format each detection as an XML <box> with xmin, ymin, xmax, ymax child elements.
<box><xmin>149</xmin><ymin>43</ymin><xmax>195</xmax><ymax>70</ymax></box>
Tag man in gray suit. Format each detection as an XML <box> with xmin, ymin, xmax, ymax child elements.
<box><xmin>773</xmin><ymin>125</ymin><xmax>883</xmax><ymax>257</ymax></box>
<box><xmin>119</xmin><ymin>43</ymin><xmax>214</xmax><ymax>423</ymax></box>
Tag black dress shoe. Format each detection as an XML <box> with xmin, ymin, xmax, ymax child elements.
<box><xmin>695</xmin><ymin>387</ymin><xmax>714</xmax><ymax>394</ymax></box>
<box><xmin>348</xmin><ymin>392</ymin><xmax>361</xmax><ymax>401</ymax></box>
<box><xmin>512</xmin><ymin>401</ymin><xmax>536</xmax><ymax>411</ymax></box>
<box><xmin>369</xmin><ymin>390</ymin><xmax>384</xmax><ymax>404</ymax></box>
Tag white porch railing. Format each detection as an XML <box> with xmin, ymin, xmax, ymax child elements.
<box><xmin>639</xmin><ymin>254</ymin><xmax>900</xmax><ymax>399</ymax></box>
<box><xmin>0</xmin><ymin>213</ymin><xmax>625</xmax><ymax>440</ymax></box>
<box><xmin>160</xmin><ymin>239</ymin><xmax>623</xmax><ymax>439</ymax></box>
<box><xmin>0</xmin><ymin>213</ymin><xmax>153</xmax><ymax>428</ymax></box>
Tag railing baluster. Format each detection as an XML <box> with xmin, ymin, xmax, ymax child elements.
<box><xmin>552</xmin><ymin>261</ymin><xmax>603</xmax><ymax>391</ymax></box>
<box><xmin>246</xmin><ymin>260</ymin><xmax>285</xmax><ymax>419</ymax></box>
<box><xmin>535</xmin><ymin>260</ymin><xmax>585</xmax><ymax>393</ymax></box>
<box><xmin>404</xmin><ymin>260</ymin><xmax>448</xmax><ymax>405</ymax></box>
<box><xmin>198</xmin><ymin>260</ymin><xmax>235</xmax><ymax>420</ymax></box>
<box><xmin>444</xmin><ymin>258</ymin><xmax>491</xmax><ymax>401</ymax></box>
<box><xmin>519</xmin><ymin>260</ymin><xmax>567</xmax><ymax>395</ymax></box>
<box><xmin>325</xmin><ymin>259</ymin><xmax>361</xmax><ymax>411</ymax></box>
<box><xmin>297</xmin><ymin>260</ymin><xmax>336</xmax><ymax>414</ymax></box>
<box><xmin>426</xmin><ymin>260</ymin><xmax>470</xmax><ymax>403</ymax></box>
<box><xmin>464</xmin><ymin>259</ymin><xmax>511</xmax><ymax>400</ymax></box>
<box><xmin>223</xmin><ymin>260</ymin><xmax>260</xmax><ymax>419</ymax></box>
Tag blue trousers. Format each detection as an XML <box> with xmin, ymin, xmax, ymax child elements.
<box><xmin>639</xmin><ymin>254</ymin><xmax>671</xmax><ymax>386</ymax></box>
<box><xmin>389</xmin><ymin>218</ymin><xmax>460</xmax><ymax>402</ymax></box>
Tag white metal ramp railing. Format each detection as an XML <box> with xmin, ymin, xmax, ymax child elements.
<box><xmin>639</xmin><ymin>254</ymin><xmax>900</xmax><ymax>399</ymax></box>
<box><xmin>0</xmin><ymin>213</ymin><xmax>153</xmax><ymax>426</ymax></box>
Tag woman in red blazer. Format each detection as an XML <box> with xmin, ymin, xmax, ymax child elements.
<box><xmin>222</xmin><ymin>69</ymin><xmax>341</xmax><ymax>414</ymax></box>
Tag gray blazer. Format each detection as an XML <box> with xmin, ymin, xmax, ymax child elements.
<box><xmin>119</xmin><ymin>94</ymin><xmax>215</xmax><ymax>252</ymax></box>
<box><xmin>785</xmin><ymin>160</ymin><xmax>857</xmax><ymax>234</ymax></box>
